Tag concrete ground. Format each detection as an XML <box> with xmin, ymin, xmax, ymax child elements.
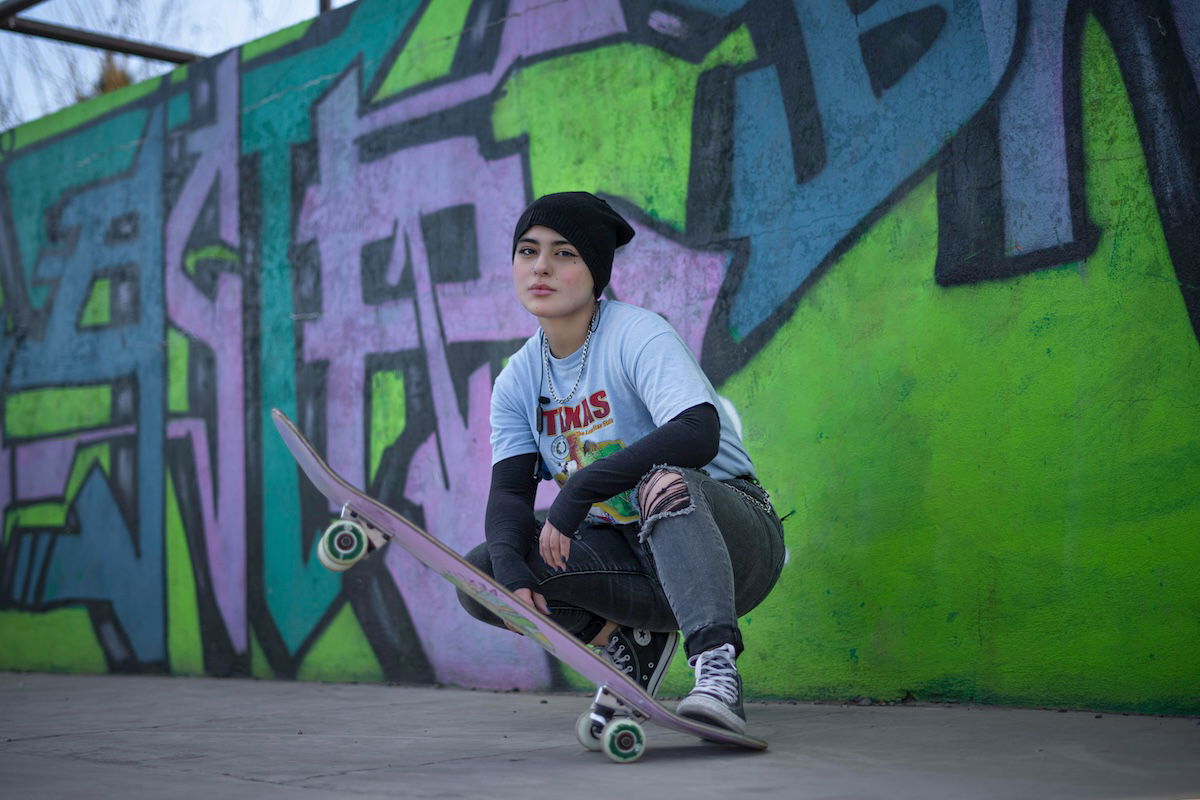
<box><xmin>1</xmin><ymin>673</ymin><xmax>1197</xmax><ymax>800</ymax></box>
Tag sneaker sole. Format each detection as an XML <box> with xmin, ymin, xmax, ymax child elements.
<box><xmin>676</xmin><ymin>693</ymin><xmax>747</xmax><ymax>735</ymax></box>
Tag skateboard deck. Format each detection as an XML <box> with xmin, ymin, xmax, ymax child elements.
<box><xmin>271</xmin><ymin>408</ymin><xmax>767</xmax><ymax>762</ymax></box>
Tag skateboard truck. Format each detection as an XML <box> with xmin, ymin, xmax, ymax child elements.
<box><xmin>315</xmin><ymin>506</ymin><xmax>386</xmax><ymax>572</ymax></box>
<box><xmin>576</xmin><ymin>685</ymin><xmax>651</xmax><ymax>762</ymax></box>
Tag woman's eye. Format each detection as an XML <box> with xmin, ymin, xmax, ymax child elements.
<box><xmin>557</xmin><ymin>250</ymin><xmax>578</xmax><ymax>259</ymax></box>
<box><xmin>518</xmin><ymin>247</ymin><xmax>536</xmax><ymax>256</ymax></box>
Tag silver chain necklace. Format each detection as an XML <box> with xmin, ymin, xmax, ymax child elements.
<box><xmin>542</xmin><ymin>302</ymin><xmax>599</xmax><ymax>406</ymax></box>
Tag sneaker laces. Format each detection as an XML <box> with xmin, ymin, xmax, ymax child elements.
<box><xmin>604</xmin><ymin>635</ymin><xmax>632</xmax><ymax>675</ymax></box>
<box><xmin>689</xmin><ymin>644</ymin><xmax>739</xmax><ymax>704</ymax></box>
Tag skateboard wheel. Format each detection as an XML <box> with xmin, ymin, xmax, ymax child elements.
<box><xmin>601</xmin><ymin>719</ymin><xmax>645</xmax><ymax>764</ymax></box>
<box><xmin>575</xmin><ymin>711</ymin><xmax>603</xmax><ymax>752</ymax></box>
<box><xmin>317</xmin><ymin>520</ymin><xmax>369</xmax><ymax>572</ymax></box>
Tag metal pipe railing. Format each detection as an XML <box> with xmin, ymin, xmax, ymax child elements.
<box><xmin>1</xmin><ymin>16</ymin><xmax>200</xmax><ymax>63</ymax></box>
<box><xmin>0</xmin><ymin>0</ymin><xmax>50</xmax><ymax>22</ymax></box>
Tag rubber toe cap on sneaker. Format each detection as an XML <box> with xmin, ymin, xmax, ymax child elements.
<box><xmin>676</xmin><ymin>693</ymin><xmax>747</xmax><ymax>735</ymax></box>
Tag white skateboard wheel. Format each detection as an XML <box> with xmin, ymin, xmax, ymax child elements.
<box><xmin>575</xmin><ymin>711</ymin><xmax>603</xmax><ymax>752</ymax></box>
<box><xmin>601</xmin><ymin>719</ymin><xmax>645</xmax><ymax>763</ymax></box>
<box><xmin>317</xmin><ymin>520</ymin><xmax>368</xmax><ymax>572</ymax></box>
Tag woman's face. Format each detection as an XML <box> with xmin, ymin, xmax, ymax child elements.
<box><xmin>512</xmin><ymin>225</ymin><xmax>595</xmax><ymax>321</ymax></box>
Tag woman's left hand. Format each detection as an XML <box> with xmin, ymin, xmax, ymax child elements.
<box><xmin>539</xmin><ymin>520</ymin><xmax>572</xmax><ymax>572</ymax></box>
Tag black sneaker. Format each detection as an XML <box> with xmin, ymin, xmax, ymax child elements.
<box><xmin>675</xmin><ymin>643</ymin><xmax>746</xmax><ymax>733</ymax></box>
<box><xmin>601</xmin><ymin>627</ymin><xmax>679</xmax><ymax>698</ymax></box>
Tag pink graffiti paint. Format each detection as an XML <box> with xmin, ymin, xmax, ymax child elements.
<box><xmin>14</xmin><ymin>426</ymin><xmax>137</xmax><ymax>500</ymax></box>
<box><xmin>393</xmin><ymin>221</ymin><xmax>550</xmax><ymax>689</ymax></box>
<box><xmin>0</xmin><ymin>424</ymin><xmax>8</xmax><ymax>519</ymax></box>
<box><xmin>648</xmin><ymin>11</ymin><xmax>686</xmax><ymax>38</ymax></box>
<box><xmin>294</xmin><ymin>43</ymin><xmax>732</xmax><ymax>686</ymax></box>
<box><xmin>163</xmin><ymin>53</ymin><xmax>247</xmax><ymax>651</ymax></box>
<box><xmin>296</xmin><ymin>68</ymin><xmax>529</xmax><ymax>490</ymax></box>
<box><xmin>607</xmin><ymin>219</ymin><xmax>726</xmax><ymax>358</ymax></box>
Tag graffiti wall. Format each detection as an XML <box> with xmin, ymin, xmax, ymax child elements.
<box><xmin>1</xmin><ymin>0</ymin><xmax>1197</xmax><ymax>713</ymax></box>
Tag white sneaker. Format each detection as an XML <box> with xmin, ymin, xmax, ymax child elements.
<box><xmin>675</xmin><ymin>643</ymin><xmax>745</xmax><ymax>733</ymax></box>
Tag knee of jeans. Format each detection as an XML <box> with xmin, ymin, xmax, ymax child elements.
<box><xmin>634</xmin><ymin>466</ymin><xmax>696</xmax><ymax>537</ymax></box>
<box><xmin>463</xmin><ymin>541</ymin><xmax>492</xmax><ymax>572</ymax></box>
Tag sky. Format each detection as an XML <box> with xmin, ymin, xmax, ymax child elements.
<box><xmin>0</xmin><ymin>0</ymin><xmax>356</xmax><ymax>131</ymax></box>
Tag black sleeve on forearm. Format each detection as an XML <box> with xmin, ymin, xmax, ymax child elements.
<box><xmin>546</xmin><ymin>402</ymin><xmax>720</xmax><ymax>536</ymax></box>
<box><xmin>484</xmin><ymin>452</ymin><xmax>540</xmax><ymax>591</ymax></box>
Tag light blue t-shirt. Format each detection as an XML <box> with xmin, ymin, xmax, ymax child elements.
<box><xmin>490</xmin><ymin>300</ymin><xmax>755</xmax><ymax>525</ymax></box>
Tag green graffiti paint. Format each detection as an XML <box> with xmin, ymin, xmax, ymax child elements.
<box><xmin>79</xmin><ymin>278</ymin><xmax>112</xmax><ymax>328</ymax></box>
<box><xmin>5</xmin><ymin>385</ymin><xmax>112</xmax><ymax>438</ymax></box>
<box><xmin>4</xmin><ymin>504</ymin><xmax>67</xmax><ymax>548</ymax></box>
<box><xmin>250</xmin><ymin>628</ymin><xmax>274</xmax><ymax>679</ymax></box>
<box><xmin>296</xmin><ymin>603</ymin><xmax>386</xmax><ymax>683</ymax></box>
<box><xmin>492</xmin><ymin>27</ymin><xmax>756</xmax><ymax>229</ymax></box>
<box><xmin>241</xmin><ymin>19</ymin><xmax>314</xmax><ymax>62</ymax></box>
<box><xmin>370</xmin><ymin>370</ymin><xmax>406</xmax><ymax>484</ymax></box>
<box><xmin>6</xmin><ymin>78</ymin><xmax>161</xmax><ymax>153</ymax></box>
<box><xmin>184</xmin><ymin>245</ymin><xmax>238</xmax><ymax>276</ymax></box>
<box><xmin>168</xmin><ymin>329</ymin><xmax>190</xmax><ymax>414</ymax></box>
<box><xmin>720</xmin><ymin>17</ymin><xmax>1200</xmax><ymax>713</ymax></box>
<box><xmin>373</xmin><ymin>0</ymin><xmax>474</xmax><ymax>101</ymax></box>
<box><xmin>556</xmin><ymin>659</ymin><xmax>595</xmax><ymax>693</ymax></box>
<box><xmin>166</xmin><ymin>473</ymin><xmax>205</xmax><ymax>675</ymax></box>
<box><xmin>0</xmin><ymin>610</ymin><xmax>108</xmax><ymax>672</ymax></box>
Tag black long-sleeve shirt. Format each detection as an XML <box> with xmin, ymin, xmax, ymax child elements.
<box><xmin>484</xmin><ymin>402</ymin><xmax>720</xmax><ymax>591</ymax></box>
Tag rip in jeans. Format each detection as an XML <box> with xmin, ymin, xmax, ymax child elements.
<box><xmin>634</xmin><ymin>465</ymin><xmax>696</xmax><ymax>543</ymax></box>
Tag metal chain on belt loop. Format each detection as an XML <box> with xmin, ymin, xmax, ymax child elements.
<box><xmin>728</xmin><ymin>479</ymin><xmax>774</xmax><ymax>516</ymax></box>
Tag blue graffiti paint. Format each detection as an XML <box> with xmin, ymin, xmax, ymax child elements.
<box><xmin>3</xmin><ymin>110</ymin><xmax>149</xmax><ymax>311</ymax></box>
<box><xmin>10</xmin><ymin>532</ymin><xmax>42</xmax><ymax>605</ymax></box>
<box><xmin>41</xmin><ymin>468</ymin><xmax>155</xmax><ymax>660</ymax></box>
<box><xmin>7</xmin><ymin>108</ymin><xmax>167</xmax><ymax>662</ymax></box>
<box><xmin>672</xmin><ymin>0</ymin><xmax>750</xmax><ymax>13</ymax></box>
<box><xmin>998</xmin><ymin>1</ymin><xmax>1076</xmax><ymax>256</ymax></box>
<box><xmin>726</xmin><ymin>0</ymin><xmax>1019</xmax><ymax>337</ymax></box>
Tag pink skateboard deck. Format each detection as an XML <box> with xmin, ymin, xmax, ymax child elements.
<box><xmin>272</xmin><ymin>408</ymin><xmax>767</xmax><ymax>762</ymax></box>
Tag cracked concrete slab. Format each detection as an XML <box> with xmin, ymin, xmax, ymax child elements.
<box><xmin>1</xmin><ymin>673</ymin><xmax>1197</xmax><ymax>799</ymax></box>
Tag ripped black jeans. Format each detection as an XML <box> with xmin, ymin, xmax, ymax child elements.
<box><xmin>457</xmin><ymin>467</ymin><xmax>786</xmax><ymax>659</ymax></box>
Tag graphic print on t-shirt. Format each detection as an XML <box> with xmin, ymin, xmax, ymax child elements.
<box><xmin>541</xmin><ymin>389</ymin><xmax>637</xmax><ymax>523</ymax></box>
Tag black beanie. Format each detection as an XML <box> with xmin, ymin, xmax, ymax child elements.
<box><xmin>512</xmin><ymin>192</ymin><xmax>635</xmax><ymax>298</ymax></box>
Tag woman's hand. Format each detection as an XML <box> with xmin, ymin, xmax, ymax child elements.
<box><xmin>538</xmin><ymin>519</ymin><xmax>572</xmax><ymax>572</ymax></box>
<box><xmin>513</xmin><ymin>587</ymin><xmax>550</xmax><ymax>615</ymax></box>
<box><xmin>506</xmin><ymin>588</ymin><xmax>550</xmax><ymax>635</ymax></box>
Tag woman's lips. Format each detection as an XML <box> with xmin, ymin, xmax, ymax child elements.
<box><xmin>529</xmin><ymin>284</ymin><xmax>554</xmax><ymax>296</ymax></box>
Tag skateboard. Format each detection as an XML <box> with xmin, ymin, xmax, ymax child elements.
<box><xmin>271</xmin><ymin>408</ymin><xmax>767</xmax><ymax>763</ymax></box>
